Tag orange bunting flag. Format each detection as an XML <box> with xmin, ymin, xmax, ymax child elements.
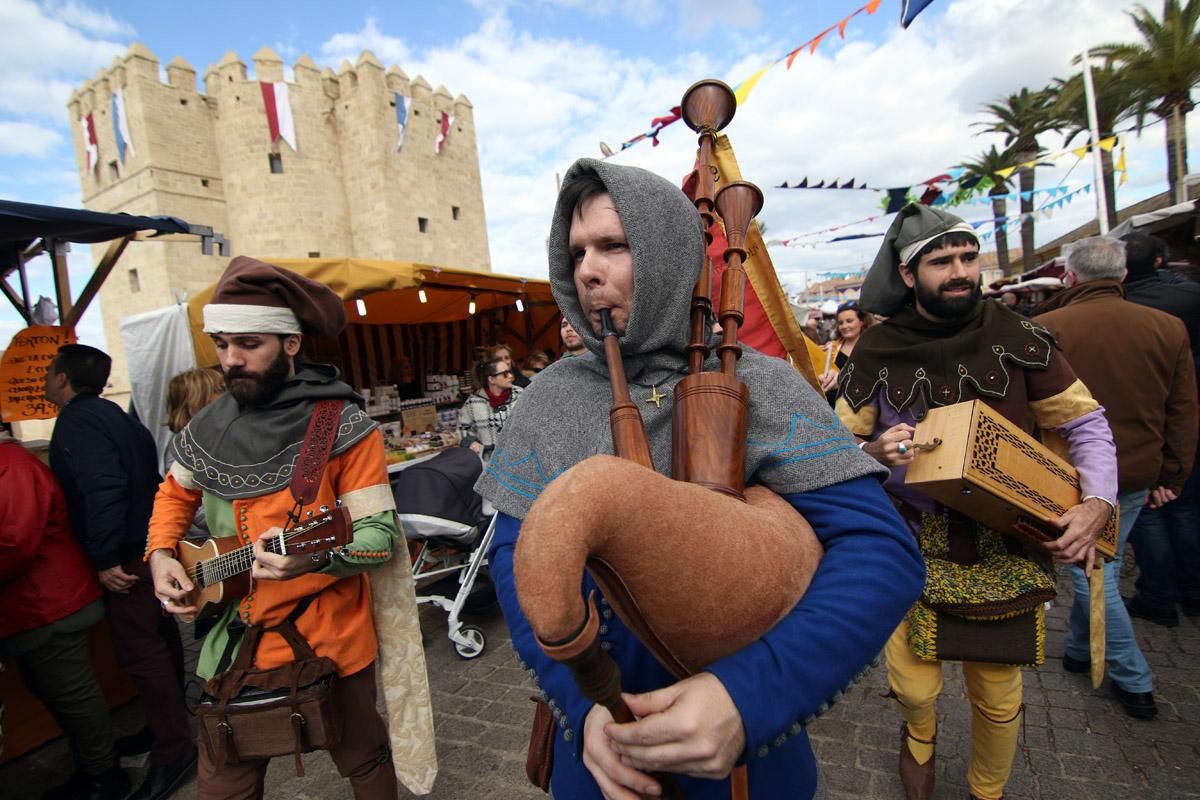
<box><xmin>810</xmin><ymin>30</ymin><xmax>828</xmax><ymax>55</ymax></box>
<box><xmin>866</xmin><ymin>0</ymin><xmax>882</xmax><ymax>13</ymax></box>
<box><xmin>786</xmin><ymin>46</ymin><xmax>804</xmax><ymax>69</ymax></box>
<box><xmin>838</xmin><ymin>16</ymin><xmax>852</xmax><ymax>37</ymax></box>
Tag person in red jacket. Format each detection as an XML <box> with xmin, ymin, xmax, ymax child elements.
<box><xmin>0</xmin><ymin>420</ymin><xmax>129</xmax><ymax>800</ymax></box>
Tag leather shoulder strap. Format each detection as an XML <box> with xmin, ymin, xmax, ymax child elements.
<box><xmin>290</xmin><ymin>399</ymin><xmax>343</xmax><ymax>505</ymax></box>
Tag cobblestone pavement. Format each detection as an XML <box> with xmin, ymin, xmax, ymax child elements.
<box><xmin>6</xmin><ymin>568</ymin><xmax>1198</xmax><ymax>799</ymax></box>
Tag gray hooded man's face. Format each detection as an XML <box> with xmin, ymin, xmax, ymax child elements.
<box><xmin>568</xmin><ymin>192</ymin><xmax>635</xmax><ymax>336</ymax></box>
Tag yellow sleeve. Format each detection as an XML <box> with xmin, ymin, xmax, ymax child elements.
<box><xmin>835</xmin><ymin>396</ymin><xmax>877</xmax><ymax>437</ymax></box>
<box><xmin>1028</xmin><ymin>378</ymin><xmax>1100</xmax><ymax>429</ymax></box>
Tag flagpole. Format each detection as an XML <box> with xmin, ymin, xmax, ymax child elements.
<box><xmin>1079</xmin><ymin>47</ymin><xmax>1110</xmax><ymax>235</ymax></box>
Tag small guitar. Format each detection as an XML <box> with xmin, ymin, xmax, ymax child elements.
<box><xmin>175</xmin><ymin>505</ymin><xmax>352</xmax><ymax>621</ymax></box>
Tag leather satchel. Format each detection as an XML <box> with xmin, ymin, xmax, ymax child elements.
<box><xmin>196</xmin><ymin>614</ymin><xmax>340</xmax><ymax>776</ymax></box>
<box><xmin>525</xmin><ymin>696</ymin><xmax>555</xmax><ymax>792</ymax></box>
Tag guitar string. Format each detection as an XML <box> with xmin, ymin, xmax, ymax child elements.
<box><xmin>186</xmin><ymin>520</ymin><xmax>335</xmax><ymax>585</ymax></box>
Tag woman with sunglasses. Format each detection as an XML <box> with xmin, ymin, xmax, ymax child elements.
<box><xmin>818</xmin><ymin>301</ymin><xmax>874</xmax><ymax>405</ymax></box>
<box><xmin>458</xmin><ymin>356</ymin><xmax>524</xmax><ymax>458</ymax></box>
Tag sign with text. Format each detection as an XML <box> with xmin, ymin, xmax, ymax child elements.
<box><xmin>401</xmin><ymin>404</ymin><xmax>437</xmax><ymax>435</ymax></box>
<box><xmin>1</xmin><ymin>326</ymin><xmax>75</xmax><ymax>422</ymax></box>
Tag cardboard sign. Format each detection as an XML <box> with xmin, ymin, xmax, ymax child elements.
<box><xmin>401</xmin><ymin>404</ymin><xmax>438</xmax><ymax>435</ymax></box>
<box><xmin>1</xmin><ymin>326</ymin><xmax>76</xmax><ymax>422</ymax></box>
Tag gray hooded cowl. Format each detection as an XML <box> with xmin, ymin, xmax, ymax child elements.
<box><xmin>475</xmin><ymin>158</ymin><xmax>884</xmax><ymax>518</ymax></box>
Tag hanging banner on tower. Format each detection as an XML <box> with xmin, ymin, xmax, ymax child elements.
<box><xmin>80</xmin><ymin>113</ymin><xmax>99</xmax><ymax>172</ymax></box>
<box><xmin>395</xmin><ymin>93</ymin><xmax>412</xmax><ymax>151</ymax></box>
<box><xmin>259</xmin><ymin>81</ymin><xmax>298</xmax><ymax>151</ymax></box>
<box><xmin>111</xmin><ymin>88</ymin><xmax>136</xmax><ymax>162</ymax></box>
<box><xmin>435</xmin><ymin>111</ymin><xmax>454</xmax><ymax>154</ymax></box>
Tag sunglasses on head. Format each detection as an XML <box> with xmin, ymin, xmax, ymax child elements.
<box><xmin>837</xmin><ymin>301</ymin><xmax>859</xmax><ymax>313</ymax></box>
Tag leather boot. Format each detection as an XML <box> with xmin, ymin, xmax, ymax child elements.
<box><xmin>898</xmin><ymin>723</ymin><xmax>935</xmax><ymax>800</ymax></box>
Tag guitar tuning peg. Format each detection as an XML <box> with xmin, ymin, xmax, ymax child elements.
<box><xmin>310</xmin><ymin>553</ymin><xmax>323</xmax><ymax>562</ymax></box>
<box><xmin>319</xmin><ymin>505</ymin><xmax>330</xmax><ymax>513</ymax></box>
<box><xmin>306</xmin><ymin>510</ymin><xmax>314</xmax><ymax>517</ymax></box>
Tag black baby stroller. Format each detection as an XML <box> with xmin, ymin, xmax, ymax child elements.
<box><xmin>392</xmin><ymin>447</ymin><xmax>498</xmax><ymax>659</ymax></box>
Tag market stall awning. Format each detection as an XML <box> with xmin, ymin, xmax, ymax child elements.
<box><xmin>187</xmin><ymin>257</ymin><xmax>559</xmax><ymax>366</ymax></box>
<box><xmin>1</xmin><ymin>198</ymin><xmax>225</xmax><ymax>330</ymax></box>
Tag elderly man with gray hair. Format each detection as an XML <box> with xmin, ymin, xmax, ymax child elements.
<box><xmin>1035</xmin><ymin>236</ymin><xmax>1197</xmax><ymax>720</ymax></box>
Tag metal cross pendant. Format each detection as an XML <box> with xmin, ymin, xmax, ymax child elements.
<box><xmin>645</xmin><ymin>385</ymin><xmax>667</xmax><ymax>409</ymax></box>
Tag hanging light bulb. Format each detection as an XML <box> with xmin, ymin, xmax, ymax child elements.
<box><xmin>355</xmin><ymin>297</ymin><xmax>367</xmax><ymax>317</ymax></box>
<box><xmin>468</xmin><ymin>294</ymin><xmax>477</xmax><ymax>315</ymax></box>
<box><xmin>418</xmin><ymin>288</ymin><xmax>427</xmax><ymax>304</ymax></box>
<box><xmin>515</xmin><ymin>295</ymin><xmax>525</xmax><ymax>312</ymax></box>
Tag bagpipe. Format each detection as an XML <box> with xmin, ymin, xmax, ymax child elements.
<box><xmin>512</xmin><ymin>80</ymin><xmax>822</xmax><ymax>800</ymax></box>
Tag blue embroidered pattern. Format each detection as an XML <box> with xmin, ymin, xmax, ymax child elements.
<box><xmin>747</xmin><ymin>412</ymin><xmax>860</xmax><ymax>467</ymax></box>
<box><xmin>486</xmin><ymin>448</ymin><xmax>565</xmax><ymax>500</ymax></box>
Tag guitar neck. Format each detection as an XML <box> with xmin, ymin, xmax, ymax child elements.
<box><xmin>194</xmin><ymin>517</ymin><xmax>337</xmax><ymax>588</ymax></box>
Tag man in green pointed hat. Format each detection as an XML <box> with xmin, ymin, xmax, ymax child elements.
<box><xmin>835</xmin><ymin>203</ymin><xmax>1118</xmax><ymax>800</ymax></box>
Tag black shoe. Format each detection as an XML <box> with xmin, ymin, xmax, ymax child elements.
<box><xmin>1062</xmin><ymin>652</ymin><xmax>1090</xmax><ymax>674</ymax></box>
<box><xmin>1111</xmin><ymin>683</ymin><xmax>1158</xmax><ymax>720</ymax></box>
<box><xmin>1123</xmin><ymin>595</ymin><xmax>1179</xmax><ymax>628</ymax></box>
<box><xmin>117</xmin><ymin>726</ymin><xmax>154</xmax><ymax>757</ymax></box>
<box><xmin>127</xmin><ymin>749</ymin><xmax>197</xmax><ymax>800</ymax></box>
<box><xmin>42</xmin><ymin>765</ymin><xmax>131</xmax><ymax>800</ymax></box>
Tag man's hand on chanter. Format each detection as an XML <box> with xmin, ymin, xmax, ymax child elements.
<box><xmin>252</xmin><ymin>528</ymin><xmax>324</xmax><ymax>580</ymax></box>
<box><xmin>1045</xmin><ymin>496</ymin><xmax>1112</xmax><ymax>576</ymax></box>
<box><xmin>584</xmin><ymin>704</ymin><xmax>663</xmax><ymax>799</ymax></box>
<box><xmin>607</xmin><ymin>672</ymin><xmax>745</xmax><ymax>781</ymax></box>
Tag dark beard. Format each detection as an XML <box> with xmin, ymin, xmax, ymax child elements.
<box><xmin>915</xmin><ymin>279</ymin><xmax>981</xmax><ymax>320</ymax></box>
<box><xmin>225</xmin><ymin>349</ymin><xmax>291</xmax><ymax>406</ymax></box>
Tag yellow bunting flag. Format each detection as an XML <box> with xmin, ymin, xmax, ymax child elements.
<box><xmin>1098</xmin><ymin>136</ymin><xmax>1117</xmax><ymax>152</ymax></box>
<box><xmin>1072</xmin><ymin>146</ymin><xmax>1089</xmax><ymax>159</ymax></box>
<box><xmin>995</xmin><ymin>166</ymin><xmax>1016</xmax><ymax>180</ymax></box>
<box><xmin>735</xmin><ymin>64</ymin><xmax>773</xmax><ymax>105</ymax></box>
<box><xmin>1020</xmin><ymin>159</ymin><xmax>1038</xmax><ymax>170</ymax></box>
<box><xmin>1116</xmin><ymin>145</ymin><xmax>1128</xmax><ymax>186</ymax></box>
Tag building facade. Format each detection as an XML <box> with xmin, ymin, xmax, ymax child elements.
<box><xmin>68</xmin><ymin>43</ymin><xmax>490</xmax><ymax>393</ymax></box>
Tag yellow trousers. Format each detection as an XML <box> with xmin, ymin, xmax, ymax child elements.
<box><xmin>885</xmin><ymin>618</ymin><xmax>1023</xmax><ymax>800</ymax></box>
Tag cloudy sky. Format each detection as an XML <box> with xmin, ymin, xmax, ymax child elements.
<box><xmin>1</xmin><ymin>0</ymin><xmax>1195</xmax><ymax>351</ymax></box>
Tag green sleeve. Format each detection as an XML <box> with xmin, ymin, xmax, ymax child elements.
<box><xmin>319</xmin><ymin>509</ymin><xmax>398</xmax><ymax>578</ymax></box>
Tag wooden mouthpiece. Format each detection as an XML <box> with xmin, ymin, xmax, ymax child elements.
<box><xmin>600</xmin><ymin>310</ymin><xmax>655</xmax><ymax>470</ymax></box>
<box><xmin>681</xmin><ymin>79</ymin><xmax>737</xmax><ymax>134</ymax></box>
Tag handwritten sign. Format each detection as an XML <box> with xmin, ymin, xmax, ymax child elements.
<box><xmin>1</xmin><ymin>326</ymin><xmax>75</xmax><ymax>421</ymax></box>
<box><xmin>401</xmin><ymin>404</ymin><xmax>438</xmax><ymax>435</ymax></box>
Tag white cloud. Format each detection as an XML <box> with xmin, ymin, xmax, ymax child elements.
<box><xmin>0</xmin><ymin>0</ymin><xmax>131</xmax><ymax>120</ymax></box>
<box><xmin>0</xmin><ymin>122</ymin><xmax>64</xmax><ymax>157</ymax></box>
<box><xmin>320</xmin><ymin>18</ymin><xmax>411</xmax><ymax>67</ymax></box>
<box><xmin>44</xmin><ymin>0</ymin><xmax>135</xmax><ymax>38</ymax></box>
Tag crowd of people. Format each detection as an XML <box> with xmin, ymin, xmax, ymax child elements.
<box><xmin>1</xmin><ymin>158</ymin><xmax>1196</xmax><ymax>800</ymax></box>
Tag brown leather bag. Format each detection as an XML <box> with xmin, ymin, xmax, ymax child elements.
<box><xmin>196</xmin><ymin>610</ymin><xmax>340</xmax><ymax>776</ymax></box>
<box><xmin>525</xmin><ymin>697</ymin><xmax>555</xmax><ymax>792</ymax></box>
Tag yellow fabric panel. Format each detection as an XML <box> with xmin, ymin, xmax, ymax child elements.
<box><xmin>835</xmin><ymin>395</ymin><xmax>876</xmax><ymax>436</ymax></box>
<box><xmin>1028</xmin><ymin>378</ymin><xmax>1100</xmax><ymax>429</ymax></box>
<box><xmin>711</xmin><ymin>134</ymin><xmax>820</xmax><ymax>392</ymax></box>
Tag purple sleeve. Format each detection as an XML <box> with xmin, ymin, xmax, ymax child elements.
<box><xmin>1051</xmin><ymin>407</ymin><xmax>1118</xmax><ymax>505</ymax></box>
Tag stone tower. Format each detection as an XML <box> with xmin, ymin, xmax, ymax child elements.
<box><xmin>67</xmin><ymin>43</ymin><xmax>490</xmax><ymax>394</ymax></box>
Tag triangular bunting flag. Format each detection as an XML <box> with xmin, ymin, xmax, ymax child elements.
<box><xmin>786</xmin><ymin>47</ymin><xmax>804</xmax><ymax>69</ymax></box>
<box><xmin>1098</xmin><ymin>136</ymin><xmax>1117</xmax><ymax>152</ymax></box>
<box><xmin>734</xmin><ymin>64</ymin><xmax>772</xmax><ymax>105</ymax></box>
<box><xmin>777</xmin><ymin>181</ymin><xmax>790</xmax><ymax>189</ymax></box>
<box><xmin>797</xmin><ymin>178</ymin><xmax>809</xmax><ymax>188</ymax></box>
<box><xmin>838</xmin><ymin>16</ymin><xmax>851</xmax><ymax>37</ymax></box>
<box><xmin>1020</xmin><ymin>190</ymin><xmax>1032</xmax><ymax>201</ymax></box>
<box><xmin>1073</xmin><ymin>146</ymin><xmax>1089</xmax><ymax>159</ymax></box>
<box><xmin>947</xmin><ymin>167</ymin><xmax>965</xmax><ymax>181</ymax></box>
<box><xmin>995</xmin><ymin>166</ymin><xmax>1016</xmax><ymax>180</ymax></box>
<box><xmin>1116</xmin><ymin>145</ymin><xmax>1128</xmax><ymax>187</ymax></box>
<box><xmin>812</xmin><ymin>180</ymin><xmax>825</xmax><ymax>189</ymax></box>
<box><xmin>826</xmin><ymin>178</ymin><xmax>838</xmax><ymax>188</ymax></box>
<box><xmin>840</xmin><ymin>178</ymin><xmax>856</xmax><ymax>189</ymax></box>
<box><xmin>810</xmin><ymin>30</ymin><xmax>828</xmax><ymax>54</ymax></box>
<box><xmin>866</xmin><ymin>0</ymin><xmax>882</xmax><ymax>13</ymax></box>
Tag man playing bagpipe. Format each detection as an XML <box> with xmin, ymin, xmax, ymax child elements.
<box><xmin>479</xmin><ymin>158</ymin><xmax>926</xmax><ymax>800</ymax></box>
<box><xmin>836</xmin><ymin>204</ymin><xmax>1118</xmax><ymax>800</ymax></box>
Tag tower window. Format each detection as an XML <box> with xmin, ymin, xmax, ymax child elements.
<box><xmin>308</xmin><ymin>251</ymin><xmax>320</xmax><ymax>258</ymax></box>
<box><xmin>418</xmin><ymin>217</ymin><xmax>428</xmax><ymax>233</ymax></box>
<box><xmin>268</xmin><ymin>153</ymin><xmax>283</xmax><ymax>174</ymax></box>
<box><xmin>180</xmin><ymin>98</ymin><xmax>188</xmax><ymax>106</ymax></box>
<box><xmin>128</xmin><ymin>268</ymin><xmax>140</xmax><ymax>293</ymax></box>
<box><xmin>201</xmin><ymin>178</ymin><xmax>209</xmax><ymax>188</ymax></box>
<box><xmin>452</xmin><ymin>206</ymin><xmax>460</xmax><ymax>220</ymax></box>
<box><xmin>108</xmin><ymin>161</ymin><xmax>119</xmax><ymax>180</ymax></box>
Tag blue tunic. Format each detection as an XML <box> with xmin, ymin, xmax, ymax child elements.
<box><xmin>488</xmin><ymin>476</ymin><xmax>924</xmax><ymax>799</ymax></box>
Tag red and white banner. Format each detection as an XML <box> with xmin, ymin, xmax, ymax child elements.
<box><xmin>435</xmin><ymin>111</ymin><xmax>454</xmax><ymax>154</ymax></box>
<box><xmin>259</xmin><ymin>81</ymin><xmax>297</xmax><ymax>151</ymax></box>
<box><xmin>80</xmin><ymin>113</ymin><xmax>98</xmax><ymax>172</ymax></box>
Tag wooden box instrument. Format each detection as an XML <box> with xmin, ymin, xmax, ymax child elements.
<box><xmin>904</xmin><ymin>400</ymin><xmax>1118</xmax><ymax>560</ymax></box>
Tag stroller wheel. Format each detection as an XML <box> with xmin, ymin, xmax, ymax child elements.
<box><xmin>453</xmin><ymin>625</ymin><xmax>487</xmax><ymax>659</ymax></box>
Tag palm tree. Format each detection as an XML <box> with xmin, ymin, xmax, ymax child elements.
<box><xmin>1046</xmin><ymin>65</ymin><xmax>1141</xmax><ymax>229</ymax></box>
<box><xmin>975</xmin><ymin>88</ymin><xmax>1057</xmax><ymax>270</ymax></box>
<box><xmin>957</xmin><ymin>146</ymin><xmax>1018</xmax><ymax>275</ymax></box>
<box><xmin>1092</xmin><ymin>0</ymin><xmax>1200</xmax><ymax>199</ymax></box>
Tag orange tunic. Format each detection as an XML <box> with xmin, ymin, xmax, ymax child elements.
<box><xmin>147</xmin><ymin>430</ymin><xmax>396</xmax><ymax>676</ymax></box>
